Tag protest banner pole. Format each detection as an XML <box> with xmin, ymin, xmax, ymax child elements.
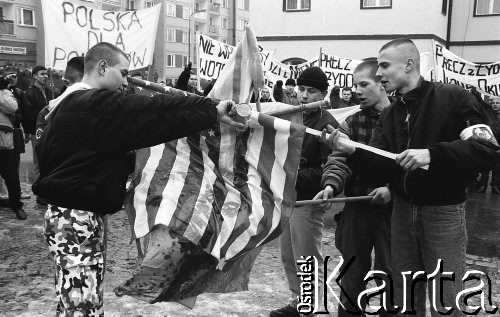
<box><xmin>295</xmin><ymin>195</ymin><xmax>373</xmax><ymax>207</ymax></box>
<box><xmin>265</xmin><ymin>100</ymin><xmax>328</xmax><ymax>117</ymax></box>
<box><xmin>318</xmin><ymin>47</ymin><xmax>322</xmax><ymax>67</ymax></box>
<box><xmin>255</xmin><ymin>87</ymin><xmax>261</xmax><ymax>112</ymax></box>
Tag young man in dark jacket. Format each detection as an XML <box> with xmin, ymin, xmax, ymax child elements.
<box><xmin>270</xmin><ymin>67</ymin><xmax>349</xmax><ymax>317</ymax></box>
<box><xmin>33</xmin><ymin>42</ymin><xmax>242</xmax><ymax>316</ymax></box>
<box><xmin>23</xmin><ymin>65</ymin><xmax>58</xmax><ymax>204</ymax></box>
<box><xmin>323</xmin><ymin>39</ymin><xmax>499</xmax><ymax>316</ymax></box>
<box><xmin>316</xmin><ymin>59</ymin><xmax>393</xmax><ymax>316</ymax></box>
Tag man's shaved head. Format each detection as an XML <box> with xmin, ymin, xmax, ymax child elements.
<box><xmin>379</xmin><ymin>38</ymin><xmax>420</xmax><ymax>71</ymax></box>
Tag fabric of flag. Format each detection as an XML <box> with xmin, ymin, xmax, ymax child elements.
<box><xmin>115</xmin><ymin>25</ymin><xmax>306</xmax><ymax>306</ymax></box>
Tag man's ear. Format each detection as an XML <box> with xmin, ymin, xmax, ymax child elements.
<box><xmin>405</xmin><ymin>59</ymin><xmax>414</xmax><ymax>72</ymax></box>
<box><xmin>98</xmin><ymin>60</ymin><xmax>107</xmax><ymax>75</ymax></box>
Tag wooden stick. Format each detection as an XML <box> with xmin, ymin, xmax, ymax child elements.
<box><xmin>265</xmin><ymin>100</ymin><xmax>328</xmax><ymax>117</ymax></box>
<box><xmin>127</xmin><ymin>76</ymin><xmax>201</xmax><ymax>97</ymax></box>
<box><xmin>295</xmin><ymin>195</ymin><xmax>373</xmax><ymax>206</ymax></box>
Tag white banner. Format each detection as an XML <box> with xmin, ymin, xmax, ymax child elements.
<box><xmin>197</xmin><ymin>34</ymin><xmax>364</xmax><ymax>92</ymax></box>
<box><xmin>41</xmin><ymin>0</ymin><xmax>161</xmax><ymax>70</ymax></box>
<box><xmin>432</xmin><ymin>41</ymin><xmax>500</xmax><ymax>97</ymax></box>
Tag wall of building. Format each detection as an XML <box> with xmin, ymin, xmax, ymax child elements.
<box><xmin>0</xmin><ymin>0</ymin><xmax>38</xmax><ymax>67</ymax></box>
<box><xmin>449</xmin><ymin>0</ymin><xmax>500</xmax><ymax>62</ymax></box>
<box><xmin>250</xmin><ymin>0</ymin><xmax>448</xmax><ymax>62</ymax></box>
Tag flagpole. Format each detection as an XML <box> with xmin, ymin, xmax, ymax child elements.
<box><xmin>249</xmin><ymin>110</ymin><xmax>429</xmax><ymax>170</ymax></box>
<box><xmin>295</xmin><ymin>195</ymin><xmax>373</xmax><ymax>207</ymax></box>
<box><xmin>255</xmin><ymin>87</ymin><xmax>261</xmax><ymax>112</ymax></box>
<box><xmin>127</xmin><ymin>76</ymin><xmax>201</xmax><ymax>97</ymax></box>
<box><xmin>264</xmin><ymin>100</ymin><xmax>328</xmax><ymax>117</ymax></box>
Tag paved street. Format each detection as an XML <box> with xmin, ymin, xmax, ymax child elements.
<box><xmin>0</xmin><ymin>148</ymin><xmax>499</xmax><ymax>316</ymax></box>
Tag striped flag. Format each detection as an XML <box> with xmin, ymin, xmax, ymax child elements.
<box><xmin>116</xmin><ymin>25</ymin><xmax>306</xmax><ymax>305</ymax></box>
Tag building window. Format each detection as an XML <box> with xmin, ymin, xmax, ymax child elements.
<box><xmin>183</xmin><ymin>55</ymin><xmax>188</xmax><ymax>67</ymax></box>
<box><xmin>238</xmin><ymin>0</ymin><xmax>250</xmax><ymax>10</ymax></box>
<box><xmin>360</xmin><ymin>0</ymin><xmax>392</xmax><ymax>9</ymax></box>
<box><xmin>167</xmin><ymin>28</ymin><xmax>175</xmax><ymax>42</ymax></box>
<box><xmin>128</xmin><ymin>0</ymin><xmax>135</xmax><ymax>10</ymax></box>
<box><xmin>238</xmin><ymin>19</ymin><xmax>247</xmax><ymax>30</ymax></box>
<box><xmin>19</xmin><ymin>8</ymin><xmax>35</xmax><ymax>26</ymax></box>
<box><xmin>475</xmin><ymin>0</ymin><xmax>500</xmax><ymax>16</ymax></box>
<box><xmin>182</xmin><ymin>30</ymin><xmax>188</xmax><ymax>44</ymax></box>
<box><xmin>222</xmin><ymin>0</ymin><xmax>229</xmax><ymax>8</ymax></box>
<box><xmin>166</xmin><ymin>54</ymin><xmax>175</xmax><ymax>67</ymax></box>
<box><xmin>166</xmin><ymin>3</ymin><xmax>175</xmax><ymax>16</ymax></box>
<box><xmin>183</xmin><ymin>6</ymin><xmax>190</xmax><ymax>19</ymax></box>
<box><xmin>221</xmin><ymin>38</ymin><xmax>228</xmax><ymax>44</ymax></box>
<box><xmin>195</xmin><ymin>2</ymin><xmax>201</xmax><ymax>11</ymax></box>
<box><xmin>221</xmin><ymin>17</ymin><xmax>229</xmax><ymax>29</ymax></box>
<box><xmin>145</xmin><ymin>1</ymin><xmax>153</xmax><ymax>8</ymax></box>
<box><xmin>283</xmin><ymin>0</ymin><xmax>310</xmax><ymax>11</ymax></box>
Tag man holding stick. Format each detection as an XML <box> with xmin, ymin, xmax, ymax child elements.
<box><xmin>315</xmin><ymin>58</ymin><xmax>393</xmax><ymax>316</ymax></box>
<box><xmin>322</xmin><ymin>39</ymin><xmax>499</xmax><ymax>315</ymax></box>
<box><xmin>270</xmin><ymin>67</ymin><xmax>349</xmax><ymax>317</ymax></box>
<box><xmin>33</xmin><ymin>42</ymin><xmax>242</xmax><ymax>316</ymax></box>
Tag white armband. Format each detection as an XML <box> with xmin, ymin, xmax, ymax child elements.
<box><xmin>460</xmin><ymin>124</ymin><xmax>497</xmax><ymax>145</ymax></box>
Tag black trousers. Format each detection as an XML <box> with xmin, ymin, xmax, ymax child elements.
<box><xmin>0</xmin><ymin>149</ymin><xmax>22</xmax><ymax>210</ymax></box>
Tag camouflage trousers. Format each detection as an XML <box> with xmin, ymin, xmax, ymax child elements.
<box><xmin>44</xmin><ymin>205</ymin><xmax>105</xmax><ymax>317</ymax></box>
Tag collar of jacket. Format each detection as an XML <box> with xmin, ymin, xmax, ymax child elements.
<box><xmin>394</xmin><ymin>76</ymin><xmax>426</xmax><ymax>104</ymax></box>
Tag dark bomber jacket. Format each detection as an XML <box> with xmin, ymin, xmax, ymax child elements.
<box><xmin>348</xmin><ymin>79</ymin><xmax>499</xmax><ymax>205</ymax></box>
<box><xmin>33</xmin><ymin>89</ymin><xmax>218</xmax><ymax>215</ymax></box>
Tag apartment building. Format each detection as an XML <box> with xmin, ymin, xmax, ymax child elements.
<box><xmin>0</xmin><ymin>0</ymin><xmax>38</xmax><ymax>67</ymax></box>
<box><xmin>249</xmin><ymin>0</ymin><xmax>500</xmax><ymax>64</ymax></box>
<box><xmin>156</xmin><ymin>0</ymin><xmax>250</xmax><ymax>86</ymax></box>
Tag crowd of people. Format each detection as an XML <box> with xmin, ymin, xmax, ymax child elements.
<box><xmin>0</xmin><ymin>37</ymin><xmax>499</xmax><ymax>317</ymax></box>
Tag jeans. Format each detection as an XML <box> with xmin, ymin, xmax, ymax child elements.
<box><xmin>280</xmin><ymin>204</ymin><xmax>326</xmax><ymax>305</ymax></box>
<box><xmin>335</xmin><ymin>201</ymin><xmax>392</xmax><ymax>316</ymax></box>
<box><xmin>392</xmin><ymin>195</ymin><xmax>466</xmax><ymax>317</ymax></box>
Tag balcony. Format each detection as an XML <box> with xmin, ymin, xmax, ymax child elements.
<box><xmin>208</xmin><ymin>25</ymin><xmax>218</xmax><ymax>35</ymax></box>
<box><xmin>0</xmin><ymin>20</ymin><xmax>14</xmax><ymax>35</ymax></box>
<box><xmin>208</xmin><ymin>3</ymin><xmax>221</xmax><ymax>14</ymax></box>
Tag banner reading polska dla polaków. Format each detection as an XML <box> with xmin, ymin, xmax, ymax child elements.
<box><xmin>42</xmin><ymin>0</ymin><xmax>161</xmax><ymax>70</ymax></box>
<box><xmin>432</xmin><ymin>41</ymin><xmax>500</xmax><ymax>97</ymax></box>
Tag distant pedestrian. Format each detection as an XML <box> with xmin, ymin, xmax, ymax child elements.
<box><xmin>0</xmin><ymin>71</ymin><xmax>26</xmax><ymax>220</ymax></box>
<box><xmin>273</xmin><ymin>80</ymin><xmax>284</xmax><ymax>102</ymax></box>
<box><xmin>283</xmin><ymin>78</ymin><xmax>298</xmax><ymax>105</ymax></box>
<box><xmin>22</xmin><ymin>65</ymin><xmax>58</xmax><ymax>205</ymax></box>
<box><xmin>260</xmin><ymin>87</ymin><xmax>272</xmax><ymax>102</ymax></box>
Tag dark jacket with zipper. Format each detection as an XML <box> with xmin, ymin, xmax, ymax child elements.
<box><xmin>348</xmin><ymin>78</ymin><xmax>499</xmax><ymax>206</ymax></box>
<box><xmin>32</xmin><ymin>89</ymin><xmax>218</xmax><ymax>215</ymax></box>
<box><xmin>296</xmin><ymin>108</ymin><xmax>340</xmax><ymax>200</ymax></box>
<box><xmin>22</xmin><ymin>85</ymin><xmax>57</xmax><ymax>134</ymax></box>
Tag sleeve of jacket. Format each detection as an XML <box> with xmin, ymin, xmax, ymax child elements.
<box><xmin>428</xmin><ymin>89</ymin><xmax>500</xmax><ymax>174</ymax></box>
<box><xmin>0</xmin><ymin>90</ymin><xmax>18</xmax><ymax>114</ymax></box>
<box><xmin>21</xmin><ymin>90</ymin><xmax>34</xmax><ymax>132</ymax></box>
<box><xmin>346</xmin><ymin>109</ymin><xmax>394</xmax><ymax>186</ymax></box>
<box><xmin>296</xmin><ymin>113</ymin><xmax>340</xmax><ymax>194</ymax></box>
<box><xmin>321</xmin><ymin>118</ymin><xmax>352</xmax><ymax>196</ymax></box>
<box><xmin>91</xmin><ymin>91</ymin><xmax>218</xmax><ymax>154</ymax></box>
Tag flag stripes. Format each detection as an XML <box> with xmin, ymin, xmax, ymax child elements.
<box><xmin>129</xmin><ymin>112</ymin><xmax>305</xmax><ymax>261</ymax></box>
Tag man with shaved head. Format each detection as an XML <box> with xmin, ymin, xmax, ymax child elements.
<box><xmin>322</xmin><ymin>39</ymin><xmax>499</xmax><ymax>315</ymax></box>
